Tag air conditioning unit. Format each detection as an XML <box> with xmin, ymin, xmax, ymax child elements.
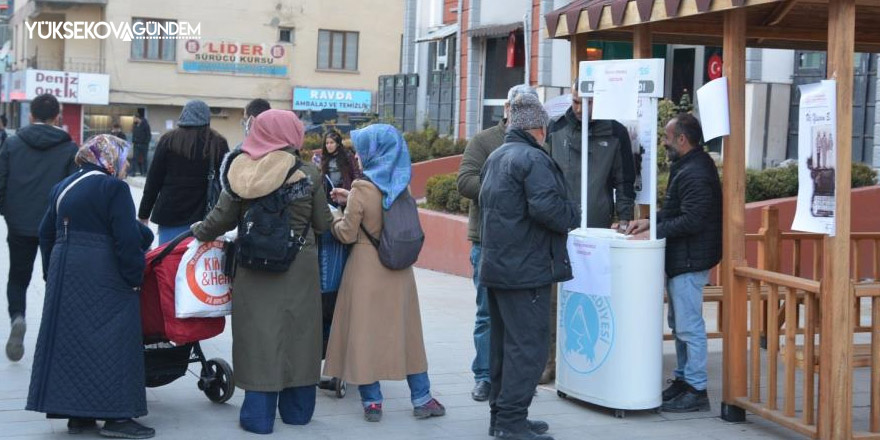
<box><xmin>434</xmin><ymin>39</ymin><xmax>449</xmax><ymax>71</ymax></box>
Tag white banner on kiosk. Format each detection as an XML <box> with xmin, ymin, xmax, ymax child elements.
<box><xmin>792</xmin><ymin>80</ymin><xmax>837</xmax><ymax>236</ymax></box>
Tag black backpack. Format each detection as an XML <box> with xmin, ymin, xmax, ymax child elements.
<box><xmin>236</xmin><ymin>161</ymin><xmax>310</xmax><ymax>273</ymax></box>
<box><xmin>360</xmin><ymin>187</ymin><xmax>425</xmax><ymax>270</ymax></box>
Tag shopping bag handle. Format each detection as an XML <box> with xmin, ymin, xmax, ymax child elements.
<box><xmin>150</xmin><ymin>229</ymin><xmax>195</xmax><ymax>267</ymax></box>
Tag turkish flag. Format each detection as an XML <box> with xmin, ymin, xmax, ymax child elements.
<box><xmin>507</xmin><ymin>30</ymin><xmax>525</xmax><ymax>68</ymax></box>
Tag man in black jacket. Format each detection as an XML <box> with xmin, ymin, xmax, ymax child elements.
<box><xmin>480</xmin><ymin>94</ymin><xmax>580</xmax><ymax>440</ymax></box>
<box><xmin>131</xmin><ymin>111</ymin><xmax>151</xmax><ymax>176</ymax></box>
<box><xmin>626</xmin><ymin>113</ymin><xmax>722</xmax><ymax>412</ymax></box>
<box><xmin>0</xmin><ymin>94</ymin><xmax>77</xmax><ymax>361</ymax></box>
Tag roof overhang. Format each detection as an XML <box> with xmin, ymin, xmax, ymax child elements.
<box><xmin>415</xmin><ymin>23</ymin><xmax>459</xmax><ymax>43</ymax></box>
<box><xmin>468</xmin><ymin>21</ymin><xmax>522</xmax><ymax>38</ymax></box>
<box><xmin>545</xmin><ymin>0</ymin><xmax>880</xmax><ymax>53</ymax></box>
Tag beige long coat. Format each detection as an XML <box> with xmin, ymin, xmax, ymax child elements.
<box><xmin>322</xmin><ymin>180</ymin><xmax>428</xmax><ymax>384</ymax></box>
<box><xmin>193</xmin><ymin>149</ymin><xmax>331</xmax><ymax>392</ymax></box>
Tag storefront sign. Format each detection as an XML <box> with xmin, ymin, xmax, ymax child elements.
<box><xmin>292</xmin><ymin>87</ymin><xmax>372</xmax><ymax>113</ymax></box>
<box><xmin>578</xmin><ymin>58</ymin><xmax>665</xmax><ymax>99</ymax></box>
<box><xmin>179</xmin><ymin>40</ymin><xmax>290</xmax><ymax>77</ymax></box>
<box><xmin>792</xmin><ymin>80</ymin><xmax>837</xmax><ymax>236</ymax></box>
<box><xmin>24</xmin><ymin>69</ymin><xmax>109</xmax><ymax>105</ymax></box>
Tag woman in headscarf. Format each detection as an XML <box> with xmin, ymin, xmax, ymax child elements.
<box><xmin>139</xmin><ymin>99</ymin><xmax>230</xmax><ymax>245</ymax></box>
<box><xmin>191</xmin><ymin>109</ymin><xmax>332</xmax><ymax>435</ymax></box>
<box><xmin>323</xmin><ymin>124</ymin><xmax>445</xmax><ymax>423</ymax></box>
<box><xmin>28</xmin><ymin>135</ymin><xmax>156</xmax><ymax>439</ymax></box>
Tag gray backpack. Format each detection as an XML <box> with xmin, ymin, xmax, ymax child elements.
<box><xmin>360</xmin><ymin>189</ymin><xmax>425</xmax><ymax>270</ymax></box>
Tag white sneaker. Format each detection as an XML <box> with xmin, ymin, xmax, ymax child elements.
<box><xmin>5</xmin><ymin>316</ymin><xmax>25</xmax><ymax>362</ymax></box>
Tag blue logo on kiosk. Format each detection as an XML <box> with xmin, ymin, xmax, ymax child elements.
<box><xmin>561</xmin><ymin>290</ymin><xmax>614</xmax><ymax>374</ymax></box>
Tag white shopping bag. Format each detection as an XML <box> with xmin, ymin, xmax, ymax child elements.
<box><xmin>174</xmin><ymin>239</ymin><xmax>232</xmax><ymax>318</ymax></box>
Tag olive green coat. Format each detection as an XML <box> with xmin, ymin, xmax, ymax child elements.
<box><xmin>193</xmin><ymin>149</ymin><xmax>332</xmax><ymax>392</ymax></box>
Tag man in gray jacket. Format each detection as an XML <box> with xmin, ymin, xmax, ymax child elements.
<box><xmin>457</xmin><ymin>85</ymin><xmax>538</xmax><ymax>402</ymax></box>
<box><xmin>539</xmin><ymin>84</ymin><xmax>637</xmax><ymax>384</ymax></box>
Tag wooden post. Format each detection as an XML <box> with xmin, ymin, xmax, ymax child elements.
<box><xmin>819</xmin><ymin>0</ymin><xmax>855</xmax><ymax>438</ymax></box>
<box><xmin>570</xmin><ymin>33</ymin><xmax>588</xmax><ymax>90</ymax></box>
<box><xmin>633</xmin><ymin>25</ymin><xmax>652</xmax><ymax>220</ymax></box>
<box><xmin>720</xmin><ymin>8</ymin><xmax>748</xmax><ymax>423</ymax></box>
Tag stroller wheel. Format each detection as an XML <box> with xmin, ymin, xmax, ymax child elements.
<box><xmin>335</xmin><ymin>379</ymin><xmax>346</xmax><ymax>399</ymax></box>
<box><xmin>201</xmin><ymin>358</ymin><xmax>235</xmax><ymax>403</ymax></box>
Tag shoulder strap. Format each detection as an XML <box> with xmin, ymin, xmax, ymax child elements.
<box><xmin>360</xmin><ymin>223</ymin><xmax>380</xmax><ymax>248</ymax></box>
<box><xmin>56</xmin><ymin>170</ymin><xmax>104</xmax><ymax>212</ymax></box>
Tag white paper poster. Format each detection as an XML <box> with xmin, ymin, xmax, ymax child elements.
<box><xmin>592</xmin><ymin>62</ymin><xmax>639</xmax><ymax>121</ymax></box>
<box><xmin>165</xmin><ymin>119</ymin><xmax>174</xmax><ymax>130</ymax></box>
<box><xmin>695</xmin><ymin>77</ymin><xmax>730</xmax><ymax>141</ymax></box>
<box><xmin>563</xmin><ymin>235</ymin><xmax>611</xmax><ymax>297</ymax></box>
<box><xmin>792</xmin><ymin>80</ymin><xmax>836</xmax><ymax>236</ymax></box>
<box><xmin>624</xmin><ymin>97</ymin><xmax>658</xmax><ymax>204</ymax></box>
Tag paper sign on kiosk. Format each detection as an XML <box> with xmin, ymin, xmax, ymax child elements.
<box><xmin>563</xmin><ymin>235</ymin><xmax>611</xmax><ymax>297</ymax></box>
<box><xmin>696</xmin><ymin>77</ymin><xmax>730</xmax><ymax>141</ymax></box>
<box><xmin>592</xmin><ymin>62</ymin><xmax>639</xmax><ymax>121</ymax></box>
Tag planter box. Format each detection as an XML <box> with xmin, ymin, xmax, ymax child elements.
<box><xmin>416</xmin><ymin>208</ymin><xmax>473</xmax><ymax>278</ymax></box>
<box><xmin>411</xmin><ymin>155</ymin><xmax>463</xmax><ymax>199</ymax></box>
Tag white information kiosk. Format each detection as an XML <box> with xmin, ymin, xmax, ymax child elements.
<box><xmin>555</xmin><ymin>59</ymin><xmax>667</xmax><ymax>418</ymax></box>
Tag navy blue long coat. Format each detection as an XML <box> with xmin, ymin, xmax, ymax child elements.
<box><xmin>27</xmin><ymin>164</ymin><xmax>154</xmax><ymax>420</ymax></box>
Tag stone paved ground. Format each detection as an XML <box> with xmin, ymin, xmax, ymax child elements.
<box><xmin>0</xmin><ymin>182</ymin><xmax>805</xmax><ymax>439</ymax></box>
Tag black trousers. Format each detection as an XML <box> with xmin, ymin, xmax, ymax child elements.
<box><xmin>134</xmin><ymin>144</ymin><xmax>149</xmax><ymax>176</ymax></box>
<box><xmin>488</xmin><ymin>285</ymin><xmax>551</xmax><ymax>433</ymax></box>
<box><xmin>6</xmin><ymin>234</ymin><xmax>40</xmax><ymax>319</ymax></box>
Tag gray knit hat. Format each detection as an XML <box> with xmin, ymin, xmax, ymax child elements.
<box><xmin>508</xmin><ymin>94</ymin><xmax>548</xmax><ymax>131</ymax></box>
<box><xmin>178</xmin><ymin>99</ymin><xmax>211</xmax><ymax>127</ymax></box>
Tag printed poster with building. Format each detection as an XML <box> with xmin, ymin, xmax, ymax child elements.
<box><xmin>792</xmin><ymin>80</ymin><xmax>836</xmax><ymax>236</ymax></box>
<box><xmin>179</xmin><ymin>40</ymin><xmax>290</xmax><ymax>77</ymax></box>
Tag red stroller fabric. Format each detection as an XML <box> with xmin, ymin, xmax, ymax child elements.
<box><xmin>141</xmin><ymin>236</ymin><xmax>225</xmax><ymax>345</ymax></box>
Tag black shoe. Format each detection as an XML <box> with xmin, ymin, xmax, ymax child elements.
<box><xmin>661</xmin><ymin>385</ymin><xmax>710</xmax><ymax>413</ymax></box>
<box><xmin>472</xmin><ymin>381</ymin><xmax>490</xmax><ymax>402</ymax></box>
<box><xmin>99</xmin><ymin>419</ymin><xmax>155</xmax><ymax>439</ymax></box>
<box><xmin>662</xmin><ymin>378</ymin><xmax>687</xmax><ymax>402</ymax></box>
<box><xmin>68</xmin><ymin>418</ymin><xmax>98</xmax><ymax>434</ymax></box>
<box><xmin>494</xmin><ymin>428</ymin><xmax>554</xmax><ymax>440</ymax></box>
<box><xmin>490</xmin><ymin>420</ymin><xmax>550</xmax><ymax>437</ymax></box>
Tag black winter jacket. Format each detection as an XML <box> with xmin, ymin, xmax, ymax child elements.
<box><xmin>658</xmin><ymin>149</ymin><xmax>722</xmax><ymax>277</ymax></box>
<box><xmin>478</xmin><ymin>129</ymin><xmax>580</xmax><ymax>290</ymax></box>
<box><xmin>131</xmin><ymin>119</ymin><xmax>151</xmax><ymax>146</ymax></box>
<box><xmin>138</xmin><ymin>127</ymin><xmax>229</xmax><ymax>226</ymax></box>
<box><xmin>0</xmin><ymin>124</ymin><xmax>78</xmax><ymax>236</ymax></box>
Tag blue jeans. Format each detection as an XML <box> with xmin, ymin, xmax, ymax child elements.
<box><xmin>239</xmin><ymin>386</ymin><xmax>316</xmax><ymax>434</ymax></box>
<box><xmin>667</xmin><ymin>270</ymin><xmax>711</xmax><ymax>391</ymax></box>
<box><xmin>358</xmin><ymin>372</ymin><xmax>432</xmax><ymax>408</ymax></box>
<box><xmin>157</xmin><ymin>224</ymin><xmax>191</xmax><ymax>246</ymax></box>
<box><xmin>470</xmin><ymin>243</ymin><xmax>491</xmax><ymax>383</ymax></box>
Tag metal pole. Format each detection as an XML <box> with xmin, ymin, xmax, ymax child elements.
<box><xmin>581</xmin><ymin>96</ymin><xmax>589</xmax><ymax>230</ymax></box>
<box><xmin>650</xmin><ymin>97</ymin><xmax>658</xmax><ymax>240</ymax></box>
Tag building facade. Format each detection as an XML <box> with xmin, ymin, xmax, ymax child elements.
<box><xmin>3</xmin><ymin>0</ymin><xmax>403</xmax><ymax>147</ymax></box>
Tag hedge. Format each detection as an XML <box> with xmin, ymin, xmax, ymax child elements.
<box><xmin>425</xmin><ymin>163</ymin><xmax>878</xmax><ymax>215</ymax></box>
<box><xmin>425</xmin><ymin>173</ymin><xmax>470</xmax><ymax>214</ymax></box>
<box><xmin>405</xmin><ymin>124</ymin><xmax>467</xmax><ymax>163</ymax></box>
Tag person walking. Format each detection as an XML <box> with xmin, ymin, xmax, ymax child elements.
<box><xmin>192</xmin><ymin>109</ymin><xmax>331</xmax><ymax>435</ymax></box>
<box><xmin>539</xmin><ymin>83</ymin><xmax>637</xmax><ymax>384</ymax></box>
<box><xmin>27</xmin><ymin>134</ymin><xmax>156</xmax><ymax>438</ymax></box>
<box><xmin>624</xmin><ymin>113</ymin><xmax>722</xmax><ymax>412</ymax></box>
<box><xmin>0</xmin><ymin>94</ymin><xmax>78</xmax><ymax>362</ymax></box>
<box><xmin>138</xmin><ymin>100</ymin><xmax>229</xmax><ymax>245</ymax></box>
<box><xmin>0</xmin><ymin>114</ymin><xmax>8</xmax><ymax>146</ymax></box>
<box><xmin>110</xmin><ymin>122</ymin><xmax>127</xmax><ymax>142</ymax></box>
<box><xmin>457</xmin><ymin>84</ymin><xmax>538</xmax><ymax>402</ymax></box>
<box><xmin>131</xmin><ymin>111</ymin><xmax>151</xmax><ymax>176</ymax></box>
<box><xmin>323</xmin><ymin>124</ymin><xmax>445</xmax><ymax>423</ymax></box>
<box><xmin>479</xmin><ymin>94</ymin><xmax>580</xmax><ymax>440</ymax></box>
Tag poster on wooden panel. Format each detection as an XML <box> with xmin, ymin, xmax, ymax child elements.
<box><xmin>792</xmin><ymin>80</ymin><xmax>836</xmax><ymax>236</ymax></box>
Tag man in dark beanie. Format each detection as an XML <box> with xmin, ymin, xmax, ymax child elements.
<box><xmin>479</xmin><ymin>93</ymin><xmax>580</xmax><ymax>440</ymax></box>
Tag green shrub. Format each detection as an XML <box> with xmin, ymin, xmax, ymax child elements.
<box><xmin>403</xmin><ymin>123</ymin><xmax>465</xmax><ymax>163</ymax></box>
<box><xmin>302</xmin><ymin>133</ymin><xmax>323</xmax><ymax>152</ymax></box>
<box><xmin>853</xmin><ymin>162</ymin><xmax>879</xmax><ymax>187</ymax></box>
<box><xmin>745</xmin><ymin>165</ymin><xmax>799</xmax><ymax>203</ymax></box>
<box><xmin>425</xmin><ymin>173</ymin><xmax>470</xmax><ymax>215</ymax></box>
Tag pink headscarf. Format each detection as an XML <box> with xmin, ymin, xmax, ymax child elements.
<box><xmin>240</xmin><ymin>109</ymin><xmax>305</xmax><ymax>159</ymax></box>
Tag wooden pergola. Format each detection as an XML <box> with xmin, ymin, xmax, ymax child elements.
<box><xmin>546</xmin><ymin>1</ymin><xmax>880</xmax><ymax>439</ymax></box>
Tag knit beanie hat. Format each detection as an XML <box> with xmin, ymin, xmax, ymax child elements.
<box><xmin>178</xmin><ymin>99</ymin><xmax>211</xmax><ymax>127</ymax></box>
<box><xmin>508</xmin><ymin>94</ymin><xmax>549</xmax><ymax>131</ymax></box>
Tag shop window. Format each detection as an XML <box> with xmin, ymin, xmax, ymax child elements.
<box><xmin>317</xmin><ymin>30</ymin><xmax>358</xmax><ymax>71</ymax></box>
<box><xmin>279</xmin><ymin>27</ymin><xmax>295</xmax><ymax>44</ymax></box>
<box><xmin>130</xmin><ymin>18</ymin><xmax>177</xmax><ymax>62</ymax></box>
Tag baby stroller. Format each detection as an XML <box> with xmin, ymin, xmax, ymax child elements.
<box><xmin>140</xmin><ymin>231</ymin><xmax>235</xmax><ymax>404</ymax></box>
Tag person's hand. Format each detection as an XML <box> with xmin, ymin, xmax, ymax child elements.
<box><xmin>139</xmin><ymin>218</ymin><xmax>150</xmax><ymax>226</ymax></box>
<box><xmin>625</xmin><ymin>219</ymin><xmax>650</xmax><ymax>235</ymax></box>
<box><xmin>630</xmin><ymin>230</ymin><xmax>650</xmax><ymax>240</ymax></box>
<box><xmin>330</xmin><ymin>188</ymin><xmax>350</xmax><ymax>206</ymax></box>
